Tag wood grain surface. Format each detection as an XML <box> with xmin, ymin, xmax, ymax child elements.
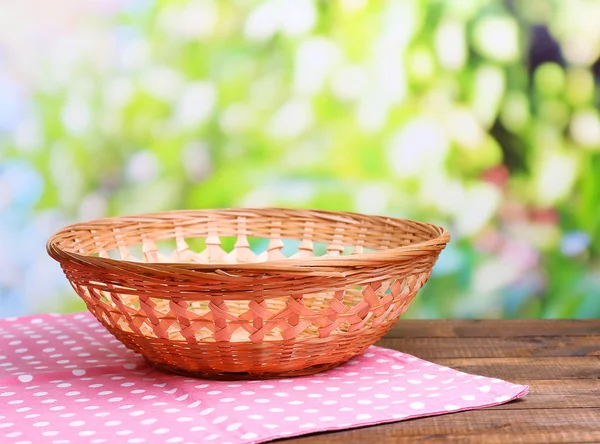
<box><xmin>279</xmin><ymin>319</ymin><xmax>600</xmax><ymax>444</ymax></box>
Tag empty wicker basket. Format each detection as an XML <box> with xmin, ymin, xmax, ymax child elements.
<box><xmin>47</xmin><ymin>208</ymin><xmax>449</xmax><ymax>379</ymax></box>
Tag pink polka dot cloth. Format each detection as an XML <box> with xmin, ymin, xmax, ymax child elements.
<box><xmin>0</xmin><ymin>313</ymin><xmax>528</xmax><ymax>444</ymax></box>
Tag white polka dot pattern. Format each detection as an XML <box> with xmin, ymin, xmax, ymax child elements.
<box><xmin>0</xmin><ymin>313</ymin><xmax>529</xmax><ymax>443</ymax></box>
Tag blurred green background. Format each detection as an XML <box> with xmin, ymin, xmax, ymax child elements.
<box><xmin>1</xmin><ymin>0</ymin><xmax>599</xmax><ymax>318</ymax></box>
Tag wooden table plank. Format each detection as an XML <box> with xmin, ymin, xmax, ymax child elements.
<box><xmin>388</xmin><ymin>319</ymin><xmax>600</xmax><ymax>338</ymax></box>
<box><xmin>283</xmin><ymin>408</ymin><xmax>600</xmax><ymax>444</ymax></box>
<box><xmin>377</xmin><ymin>336</ymin><xmax>600</xmax><ymax>358</ymax></box>
<box><xmin>490</xmin><ymin>380</ymin><xmax>600</xmax><ymax>409</ymax></box>
<box><xmin>432</xmin><ymin>356</ymin><xmax>600</xmax><ymax>380</ymax></box>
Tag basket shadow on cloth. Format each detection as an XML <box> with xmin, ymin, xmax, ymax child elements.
<box><xmin>47</xmin><ymin>208</ymin><xmax>450</xmax><ymax>379</ymax></box>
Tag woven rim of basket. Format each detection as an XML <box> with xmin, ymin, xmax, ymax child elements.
<box><xmin>47</xmin><ymin>208</ymin><xmax>450</xmax><ymax>276</ymax></box>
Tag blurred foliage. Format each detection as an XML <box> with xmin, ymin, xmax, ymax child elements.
<box><xmin>1</xmin><ymin>0</ymin><xmax>599</xmax><ymax>318</ymax></box>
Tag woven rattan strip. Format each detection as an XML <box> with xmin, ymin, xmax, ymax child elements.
<box><xmin>47</xmin><ymin>208</ymin><xmax>449</xmax><ymax>378</ymax></box>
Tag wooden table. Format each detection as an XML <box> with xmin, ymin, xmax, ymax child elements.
<box><xmin>282</xmin><ymin>319</ymin><xmax>600</xmax><ymax>444</ymax></box>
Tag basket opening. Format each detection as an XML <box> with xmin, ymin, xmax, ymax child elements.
<box><xmin>88</xmin><ymin>234</ymin><xmax>377</xmax><ymax>264</ymax></box>
<box><xmin>54</xmin><ymin>208</ymin><xmax>445</xmax><ymax>264</ymax></box>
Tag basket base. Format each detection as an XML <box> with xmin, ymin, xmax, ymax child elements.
<box><xmin>144</xmin><ymin>357</ymin><xmax>343</xmax><ymax>380</ymax></box>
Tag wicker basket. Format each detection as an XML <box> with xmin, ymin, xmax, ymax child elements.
<box><xmin>47</xmin><ymin>208</ymin><xmax>449</xmax><ymax>379</ymax></box>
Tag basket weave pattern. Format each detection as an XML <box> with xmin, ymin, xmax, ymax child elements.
<box><xmin>48</xmin><ymin>208</ymin><xmax>449</xmax><ymax>378</ymax></box>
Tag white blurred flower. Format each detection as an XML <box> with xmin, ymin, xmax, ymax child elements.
<box><xmin>380</xmin><ymin>0</ymin><xmax>418</xmax><ymax>48</ymax></box>
<box><xmin>535</xmin><ymin>151</ymin><xmax>579</xmax><ymax>205</ymax></box>
<box><xmin>293</xmin><ymin>37</ymin><xmax>342</xmax><ymax>95</ymax></box>
<box><xmin>407</xmin><ymin>47</ymin><xmax>435</xmax><ymax>80</ymax></box>
<box><xmin>472</xmin><ymin>65</ymin><xmax>505</xmax><ymax>127</ymax></box>
<box><xmin>370</xmin><ymin>33</ymin><xmax>408</xmax><ymax>108</ymax></box>
<box><xmin>243</xmin><ymin>0</ymin><xmax>280</xmax><ymax>41</ymax></box>
<box><xmin>119</xmin><ymin>38</ymin><xmax>151</xmax><ymax>71</ymax></box>
<box><xmin>79</xmin><ymin>28</ymin><xmax>117</xmax><ymax>73</ymax></box>
<box><xmin>115</xmin><ymin>180</ymin><xmax>179</xmax><ymax>215</ymax></box>
<box><xmin>105</xmin><ymin>77</ymin><xmax>134</xmax><ymax>110</ymax></box>
<box><xmin>78</xmin><ymin>193</ymin><xmax>108</xmax><ymax>220</ymax></box>
<box><xmin>331</xmin><ymin>64</ymin><xmax>369</xmax><ymax>101</ymax></box>
<box><xmin>420</xmin><ymin>175</ymin><xmax>465</xmax><ymax>217</ymax></box>
<box><xmin>353</xmin><ymin>1</ymin><xmax>416</xmax><ymax>130</ymax></box>
<box><xmin>249</xmin><ymin>74</ymin><xmax>284</xmax><ymax>111</ymax></box>
<box><xmin>435</xmin><ymin>20</ymin><xmax>467</xmax><ymax>71</ymax></box>
<box><xmin>182</xmin><ymin>142</ymin><xmax>212</xmax><ymax>182</ymax></box>
<box><xmin>242</xmin><ymin>187</ymin><xmax>275</xmax><ymax>207</ymax></box>
<box><xmin>563</xmin><ymin>37</ymin><xmax>599</xmax><ymax>66</ymax></box>
<box><xmin>172</xmin><ymin>81</ymin><xmax>218</xmax><ymax>129</ymax></box>
<box><xmin>244</xmin><ymin>0</ymin><xmax>316</xmax><ymax>41</ymax></box>
<box><xmin>339</xmin><ymin>0</ymin><xmax>366</xmax><ymax>12</ymax></box>
<box><xmin>420</xmin><ymin>176</ymin><xmax>502</xmax><ymax>236</ymax></box>
<box><xmin>445</xmin><ymin>107</ymin><xmax>485</xmax><ymax>150</ymax></box>
<box><xmin>60</xmin><ymin>96</ymin><xmax>91</xmax><ymax>135</ymax></box>
<box><xmin>14</xmin><ymin>116</ymin><xmax>43</xmax><ymax>152</ymax></box>
<box><xmin>219</xmin><ymin>103</ymin><xmax>255</xmax><ymax>134</ymax></box>
<box><xmin>140</xmin><ymin>66</ymin><xmax>184</xmax><ymax>102</ymax></box>
<box><xmin>371</xmin><ymin>49</ymin><xmax>406</xmax><ymax>107</ymax></box>
<box><xmin>473</xmin><ymin>16</ymin><xmax>520</xmax><ymax>63</ymax></box>
<box><xmin>279</xmin><ymin>0</ymin><xmax>316</xmax><ymax>36</ymax></box>
<box><xmin>454</xmin><ymin>183</ymin><xmax>502</xmax><ymax>236</ymax></box>
<box><xmin>420</xmin><ymin>88</ymin><xmax>455</xmax><ymax>119</ymax></box>
<box><xmin>157</xmin><ymin>0</ymin><xmax>218</xmax><ymax>40</ymax></box>
<box><xmin>126</xmin><ymin>150</ymin><xmax>159</xmax><ymax>183</ymax></box>
<box><xmin>570</xmin><ymin>109</ymin><xmax>600</xmax><ymax>149</ymax></box>
<box><xmin>554</xmin><ymin>0</ymin><xmax>600</xmax><ymax>66</ymax></box>
<box><xmin>355</xmin><ymin>184</ymin><xmax>390</xmax><ymax>215</ymax></box>
<box><xmin>356</xmin><ymin>95</ymin><xmax>390</xmax><ymax>132</ymax></box>
<box><xmin>282</xmin><ymin>140</ymin><xmax>327</xmax><ymax>169</ymax></box>
<box><xmin>387</xmin><ymin>117</ymin><xmax>449</xmax><ymax>178</ymax></box>
<box><xmin>267</xmin><ymin>98</ymin><xmax>313</xmax><ymax>138</ymax></box>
